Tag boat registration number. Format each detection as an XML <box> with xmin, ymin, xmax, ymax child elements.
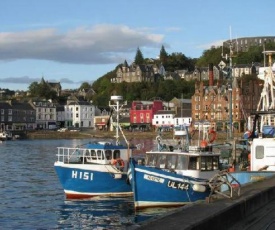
<box><xmin>72</xmin><ymin>170</ymin><xmax>94</xmax><ymax>180</ymax></box>
<box><xmin>167</xmin><ymin>180</ymin><xmax>189</xmax><ymax>190</ymax></box>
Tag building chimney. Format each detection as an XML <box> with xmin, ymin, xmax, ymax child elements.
<box><xmin>209</xmin><ymin>63</ymin><xmax>214</xmax><ymax>86</ymax></box>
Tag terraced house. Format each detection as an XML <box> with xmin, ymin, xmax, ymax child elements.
<box><xmin>0</xmin><ymin>100</ymin><xmax>36</xmax><ymax>131</ymax></box>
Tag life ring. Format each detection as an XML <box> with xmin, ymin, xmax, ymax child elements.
<box><xmin>208</xmin><ymin>129</ymin><xmax>217</xmax><ymax>143</ymax></box>
<box><xmin>112</xmin><ymin>158</ymin><xmax>125</xmax><ymax>168</ymax></box>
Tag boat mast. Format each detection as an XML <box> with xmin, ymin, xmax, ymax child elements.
<box><xmin>256</xmin><ymin>51</ymin><xmax>275</xmax><ymax>132</ymax></box>
<box><xmin>109</xmin><ymin>95</ymin><xmax>124</xmax><ymax>145</ymax></box>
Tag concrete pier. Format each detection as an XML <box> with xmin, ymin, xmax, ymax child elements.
<box><xmin>129</xmin><ymin>175</ymin><xmax>275</xmax><ymax>230</ymax></box>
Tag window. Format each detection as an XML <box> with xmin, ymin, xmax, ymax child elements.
<box><xmin>166</xmin><ymin>155</ymin><xmax>177</xmax><ymax>169</ymax></box>
<box><xmin>255</xmin><ymin>146</ymin><xmax>264</xmax><ymax>159</ymax></box>
<box><xmin>1</xmin><ymin>109</ymin><xmax>4</xmax><ymax>114</ymax></box>
<box><xmin>176</xmin><ymin>155</ymin><xmax>188</xmax><ymax>169</ymax></box>
<box><xmin>113</xmin><ymin>150</ymin><xmax>121</xmax><ymax>159</ymax></box>
<box><xmin>105</xmin><ymin>150</ymin><xmax>112</xmax><ymax>160</ymax></box>
<box><xmin>156</xmin><ymin>154</ymin><xmax>167</xmax><ymax>168</ymax></box>
<box><xmin>200</xmin><ymin>156</ymin><xmax>219</xmax><ymax>171</ymax></box>
<box><xmin>188</xmin><ymin>157</ymin><xmax>198</xmax><ymax>170</ymax></box>
<box><xmin>195</xmin><ymin>96</ymin><xmax>200</xmax><ymax>101</ymax></box>
<box><xmin>146</xmin><ymin>154</ymin><xmax>157</xmax><ymax>167</ymax></box>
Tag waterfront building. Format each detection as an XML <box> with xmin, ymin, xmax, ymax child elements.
<box><xmin>30</xmin><ymin>99</ymin><xmax>57</xmax><ymax>130</ymax></box>
<box><xmin>64</xmin><ymin>101</ymin><xmax>95</xmax><ymax>128</ymax></box>
<box><xmin>130</xmin><ymin>99</ymin><xmax>163</xmax><ymax>130</ymax></box>
<box><xmin>0</xmin><ymin>100</ymin><xmax>36</xmax><ymax>131</ymax></box>
<box><xmin>152</xmin><ymin>110</ymin><xmax>175</xmax><ymax>130</ymax></box>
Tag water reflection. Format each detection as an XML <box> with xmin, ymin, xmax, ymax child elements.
<box><xmin>57</xmin><ymin>197</ymin><xmax>135</xmax><ymax>229</ymax></box>
<box><xmin>0</xmin><ymin>138</ymin><xmax>177</xmax><ymax>229</ymax></box>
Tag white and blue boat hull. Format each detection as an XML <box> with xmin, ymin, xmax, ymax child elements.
<box><xmin>130</xmin><ymin>160</ymin><xmax>210</xmax><ymax>209</ymax></box>
<box><xmin>54</xmin><ymin>163</ymin><xmax>132</xmax><ymax>199</ymax></box>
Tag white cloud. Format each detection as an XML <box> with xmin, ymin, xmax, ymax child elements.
<box><xmin>0</xmin><ymin>24</ymin><xmax>164</xmax><ymax>65</ymax></box>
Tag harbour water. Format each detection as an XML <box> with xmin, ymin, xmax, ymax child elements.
<box><xmin>0</xmin><ymin>138</ymin><xmax>176</xmax><ymax>229</ymax></box>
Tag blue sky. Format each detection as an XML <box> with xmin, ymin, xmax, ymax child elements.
<box><xmin>0</xmin><ymin>0</ymin><xmax>274</xmax><ymax>91</ymax></box>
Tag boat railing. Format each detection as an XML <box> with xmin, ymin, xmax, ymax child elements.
<box><xmin>56</xmin><ymin>147</ymin><xmax>109</xmax><ymax>164</ymax></box>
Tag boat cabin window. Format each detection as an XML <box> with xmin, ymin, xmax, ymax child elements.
<box><xmin>146</xmin><ymin>154</ymin><xmax>157</xmax><ymax>166</ymax></box>
<box><xmin>176</xmin><ymin>155</ymin><xmax>188</xmax><ymax>170</ymax></box>
<box><xmin>91</xmin><ymin>150</ymin><xmax>97</xmax><ymax>160</ymax></box>
<box><xmin>200</xmin><ymin>156</ymin><xmax>219</xmax><ymax>171</ymax></box>
<box><xmin>85</xmin><ymin>150</ymin><xmax>90</xmax><ymax>159</ymax></box>
<box><xmin>113</xmin><ymin>150</ymin><xmax>120</xmax><ymax>159</ymax></box>
<box><xmin>157</xmin><ymin>154</ymin><xmax>167</xmax><ymax>168</ymax></box>
<box><xmin>97</xmin><ymin>150</ymin><xmax>104</xmax><ymax>160</ymax></box>
<box><xmin>188</xmin><ymin>157</ymin><xmax>199</xmax><ymax>170</ymax></box>
<box><xmin>255</xmin><ymin>146</ymin><xmax>264</xmax><ymax>159</ymax></box>
<box><xmin>146</xmin><ymin>154</ymin><xmax>188</xmax><ymax>170</ymax></box>
<box><xmin>105</xmin><ymin>150</ymin><xmax>112</xmax><ymax>160</ymax></box>
<box><xmin>166</xmin><ymin>155</ymin><xmax>177</xmax><ymax>169</ymax></box>
<box><xmin>213</xmin><ymin>156</ymin><xmax>219</xmax><ymax>169</ymax></box>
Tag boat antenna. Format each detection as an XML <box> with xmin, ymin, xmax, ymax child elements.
<box><xmin>109</xmin><ymin>96</ymin><xmax>131</xmax><ymax>160</ymax></box>
<box><xmin>109</xmin><ymin>96</ymin><xmax>125</xmax><ymax>145</ymax></box>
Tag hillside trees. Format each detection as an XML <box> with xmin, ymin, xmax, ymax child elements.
<box><xmin>134</xmin><ymin>47</ymin><xmax>144</xmax><ymax>65</ymax></box>
<box><xmin>165</xmin><ymin>52</ymin><xmax>195</xmax><ymax>72</ymax></box>
<box><xmin>28</xmin><ymin>81</ymin><xmax>57</xmax><ymax>100</ymax></box>
<box><xmin>159</xmin><ymin>45</ymin><xmax>168</xmax><ymax>64</ymax></box>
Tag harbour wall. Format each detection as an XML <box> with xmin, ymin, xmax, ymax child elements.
<box><xmin>130</xmin><ymin>175</ymin><xmax>275</xmax><ymax>230</ymax></box>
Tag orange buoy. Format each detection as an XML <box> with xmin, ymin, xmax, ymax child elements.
<box><xmin>200</xmin><ymin>140</ymin><xmax>208</xmax><ymax>148</ymax></box>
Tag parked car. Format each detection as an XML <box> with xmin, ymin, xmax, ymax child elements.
<box><xmin>57</xmin><ymin>128</ymin><xmax>68</xmax><ymax>132</ymax></box>
<box><xmin>68</xmin><ymin>127</ymin><xmax>80</xmax><ymax>132</ymax></box>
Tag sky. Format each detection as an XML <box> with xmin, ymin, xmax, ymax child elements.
<box><xmin>0</xmin><ymin>0</ymin><xmax>274</xmax><ymax>91</ymax></box>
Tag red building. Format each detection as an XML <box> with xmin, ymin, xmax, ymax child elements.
<box><xmin>130</xmin><ymin>100</ymin><xmax>163</xmax><ymax>130</ymax></box>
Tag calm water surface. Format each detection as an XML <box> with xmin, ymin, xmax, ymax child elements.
<box><xmin>0</xmin><ymin>138</ymin><xmax>177</xmax><ymax>229</ymax></box>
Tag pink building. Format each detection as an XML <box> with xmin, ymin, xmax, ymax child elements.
<box><xmin>130</xmin><ymin>100</ymin><xmax>163</xmax><ymax>130</ymax></box>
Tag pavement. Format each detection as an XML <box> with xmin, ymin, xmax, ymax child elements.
<box><xmin>128</xmin><ymin>175</ymin><xmax>275</xmax><ymax>230</ymax></box>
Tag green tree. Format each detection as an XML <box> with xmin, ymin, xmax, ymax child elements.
<box><xmin>166</xmin><ymin>52</ymin><xmax>194</xmax><ymax>72</ymax></box>
<box><xmin>79</xmin><ymin>82</ymin><xmax>92</xmax><ymax>90</ymax></box>
<box><xmin>196</xmin><ymin>46</ymin><xmax>225</xmax><ymax>67</ymax></box>
<box><xmin>159</xmin><ymin>45</ymin><xmax>168</xmax><ymax>64</ymax></box>
<box><xmin>28</xmin><ymin>82</ymin><xmax>40</xmax><ymax>96</ymax></box>
<box><xmin>134</xmin><ymin>47</ymin><xmax>144</xmax><ymax>65</ymax></box>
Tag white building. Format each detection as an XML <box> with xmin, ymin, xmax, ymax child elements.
<box><xmin>31</xmin><ymin>99</ymin><xmax>57</xmax><ymax>129</ymax></box>
<box><xmin>64</xmin><ymin>101</ymin><xmax>95</xmax><ymax>128</ymax></box>
<box><xmin>152</xmin><ymin>110</ymin><xmax>175</xmax><ymax>130</ymax></box>
<box><xmin>174</xmin><ymin>117</ymin><xmax>192</xmax><ymax>127</ymax></box>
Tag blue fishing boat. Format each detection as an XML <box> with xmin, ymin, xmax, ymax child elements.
<box><xmin>129</xmin><ymin>124</ymin><xmax>221</xmax><ymax>209</ymax></box>
<box><xmin>54</xmin><ymin>96</ymin><xmax>134</xmax><ymax>199</ymax></box>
